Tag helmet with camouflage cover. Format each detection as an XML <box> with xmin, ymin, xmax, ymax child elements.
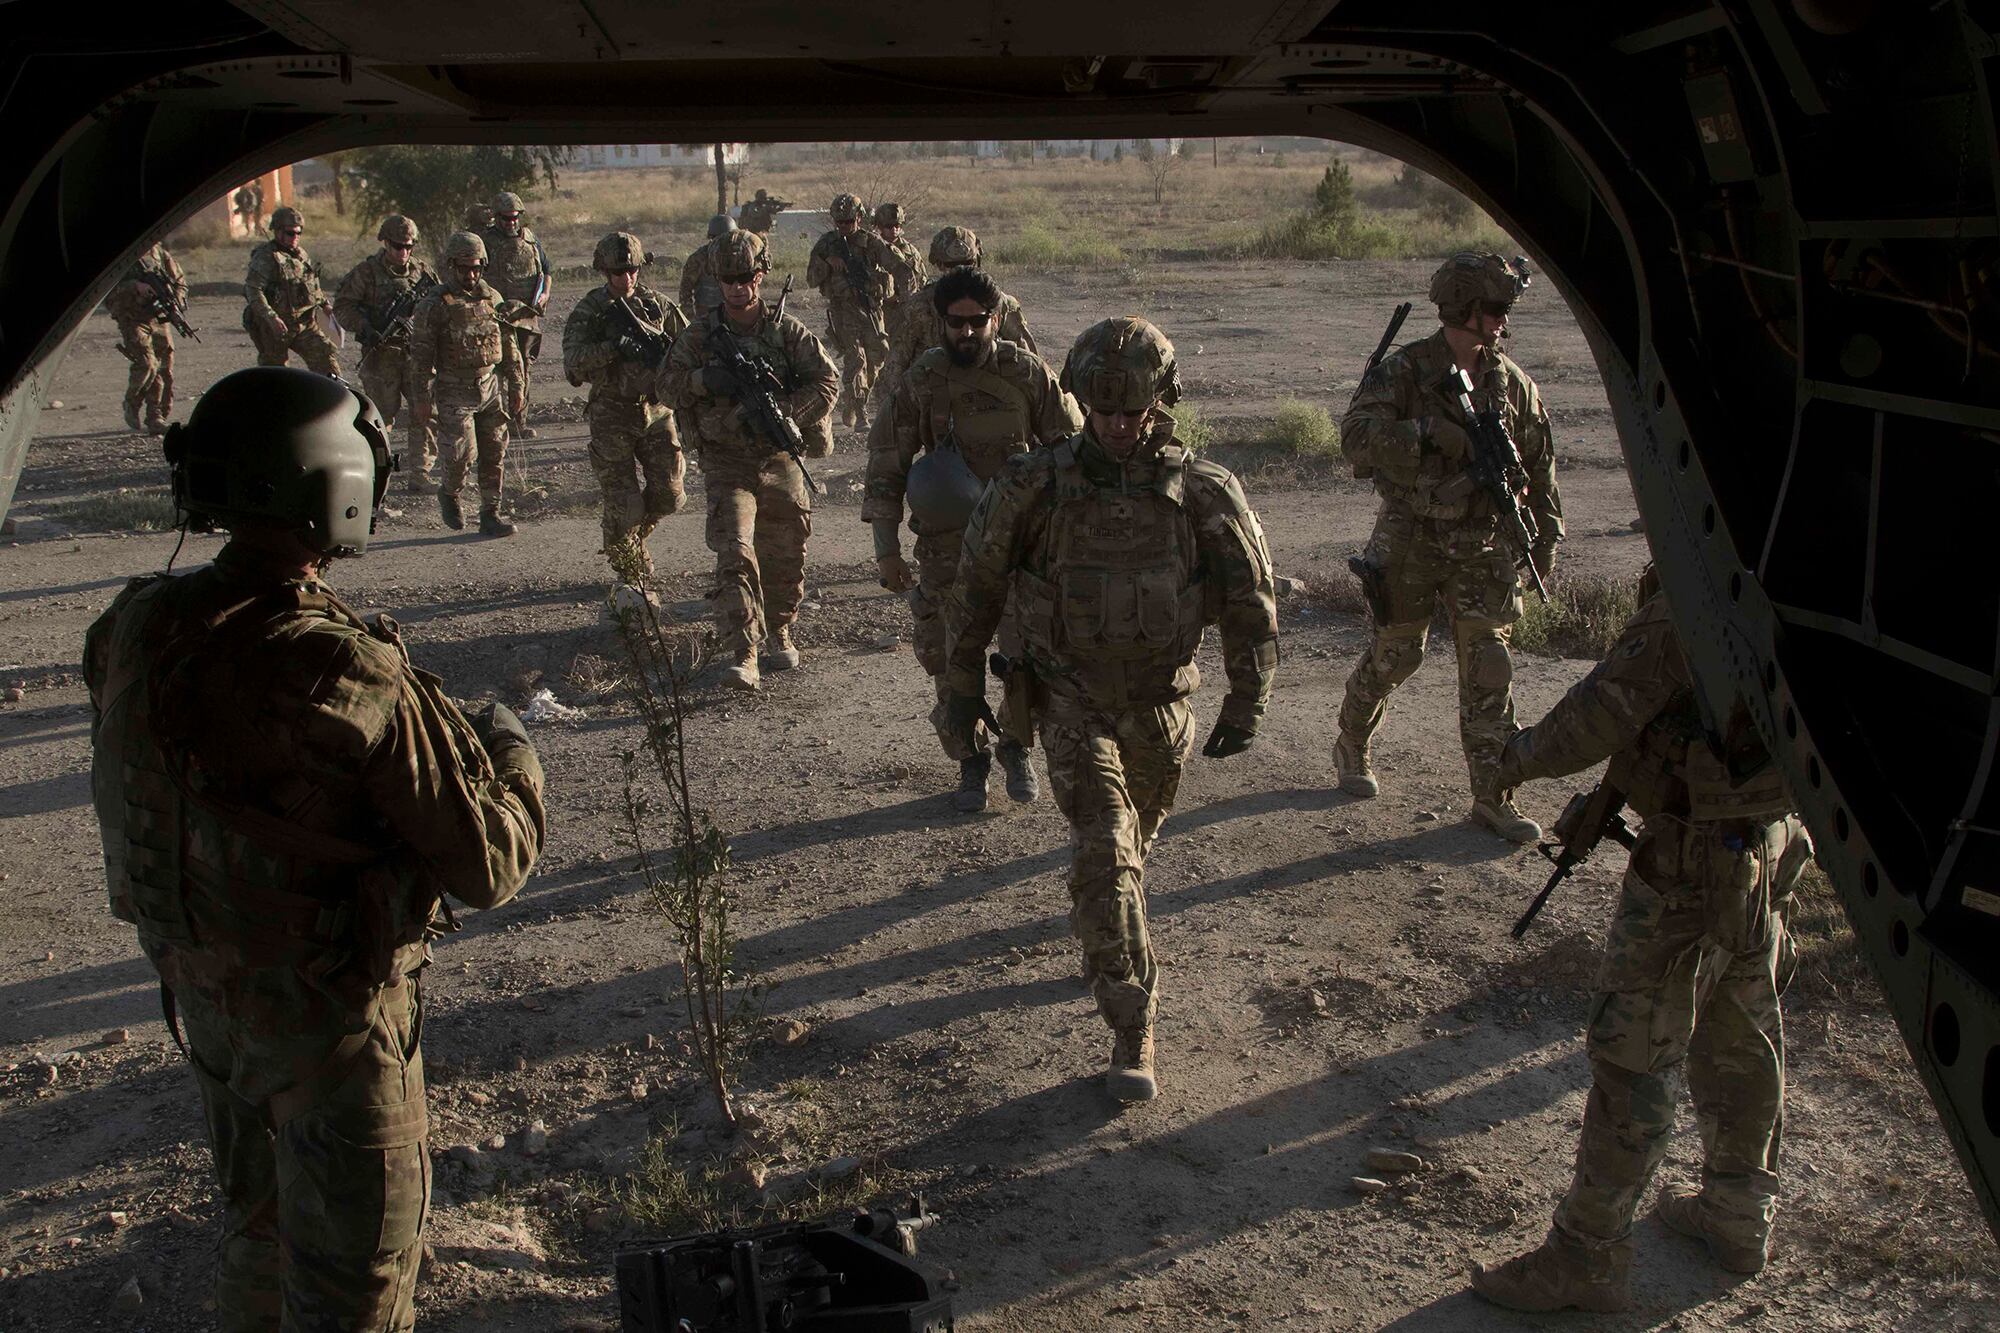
<box><xmin>874</xmin><ymin>202</ymin><xmax>907</xmax><ymax>227</ymax></box>
<box><xmin>707</xmin><ymin>213</ymin><xmax>737</xmax><ymax>240</ymax></box>
<box><xmin>593</xmin><ymin>231</ymin><xmax>646</xmax><ymax>272</ymax></box>
<box><xmin>829</xmin><ymin>193</ymin><xmax>863</xmax><ymax>221</ymax></box>
<box><xmin>1060</xmin><ymin>316</ymin><xmax>1181</xmax><ymax>412</ymax></box>
<box><xmin>929</xmin><ymin>226</ymin><xmax>981</xmax><ymax>268</ymax></box>
<box><xmin>463</xmin><ymin>203</ymin><xmax>493</xmax><ymax>230</ymax></box>
<box><xmin>163</xmin><ymin>367</ymin><xmax>392</xmax><ymax>557</ymax></box>
<box><xmin>714</xmin><ymin>229</ymin><xmax>769</xmax><ymax>278</ymax></box>
<box><xmin>268</xmin><ymin>205</ymin><xmax>303</xmax><ymax>233</ymax></box>
<box><xmin>443</xmin><ymin>231</ymin><xmax>488</xmax><ymax>266</ymax></box>
<box><xmin>376</xmin><ymin>214</ymin><xmax>418</xmax><ymax>245</ymax></box>
<box><xmin>1429</xmin><ymin>252</ymin><xmax>1532</xmax><ymax>320</ymax></box>
<box><xmin>754</xmin><ymin>188</ymin><xmax>770</xmax><ymax>201</ymax></box>
<box><xmin>491</xmin><ymin>191</ymin><xmax>525</xmax><ymax>216</ymax></box>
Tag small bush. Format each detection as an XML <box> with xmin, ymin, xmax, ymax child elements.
<box><xmin>1786</xmin><ymin>861</ymin><xmax>1875</xmax><ymax>1007</ymax></box>
<box><xmin>1268</xmin><ymin>399</ymin><xmax>1339</xmax><ymax>457</ymax></box>
<box><xmin>1164</xmin><ymin>402</ymin><xmax>1215</xmax><ymax>452</ymax></box>
<box><xmin>52</xmin><ymin>488</ymin><xmax>179</xmax><ymax>532</ymax></box>
<box><xmin>1511</xmin><ymin>572</ymin><xmax>1639</xmax><ymax>659</ymax></box>
<box><xmin>989</xmin><ymin>221</ymin><xmax>1124</xmax><ymax>268</ymax></box>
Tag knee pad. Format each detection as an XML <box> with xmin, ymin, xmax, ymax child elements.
<box><xmin>1458</xmin><ymin>623</ymin><xmax>1514</xmax><ymax>691</ymax></box>
<box><xmin>1372</xmin><ymin>629</ymin><xmax>1427</xmax><ymax>686</ymax></box>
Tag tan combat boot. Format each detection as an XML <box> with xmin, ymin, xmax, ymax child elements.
<box><xmin>1470</xmin><ymin>1228</ymin><xmax>1631</xmax><ymax>1313</ymax></box>
<box><xmin>719</xmin><ymin>646</ymin><xmax>760</xmax><ymax>692</ymax></box>
<box><xmin>1334</xmin><ymin>733</ymin><xmax>1379</xmax><ymax>797</ymax></box>
<box><xmin>1471</xmin><ymin>793</ymin><xmax>1541</xmax><ymax>843</ymax></box>
<box><xmin>762</xmin><ymin>626</ymin><xmax>801</xmax><ymax>672</ymax></box>
<box><xmin>1106</xmin><ymin>1025</ymin><xmax>1158</xmax><ymax>1103</ymax></box>
<box><xmin>1656</xmin><ymin>1184</ymin><xmax>1769</xmax><ymax>1274</ymax></box>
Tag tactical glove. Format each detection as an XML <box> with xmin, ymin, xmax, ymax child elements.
<box><xmin>701</xmin><ymin>364</ymin><xmax>737</xmax><ymax>398</ymax></box>
<box><xmin>1422</xmin><ymin>414</ymin><xmax>1472</xmax><ymax>463</ymax></box>
<box><xmin>1201</xmin><ymin>719</ymin><xmax>1257</xmax><ymax>759</ymax></box>
<box><xmin>944</xmin><ymin>692</ymin><xmax>990</xmax><ymax>751</ymax></box>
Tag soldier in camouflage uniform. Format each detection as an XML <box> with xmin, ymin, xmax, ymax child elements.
<box><xmin>679</xmin><ymin>214</ymin><xmax>738</xmax><ymax>322</ymax></box>
<box><xmin>885</xmin><ymin>226</ymin><xmax>1037</xmax><ymax>392</ymax></box>
<box><xmin>806</xmin><ymin>192</ymin><xmax>900</xmax><ymax>428</ymax></box>
<box><xmin>739</xmin><ymin>187</ymin><xmax>791</xmax><ymax>236</ymax></box>
<box><xmin>662</xmin><ymin>230</ymin><xmax>839</xmax><ymax>690</ymax></box>
<box><xmin>104</xmin><ymin>241</ymin><xmax>188</xmax><ymax>434</ymax></box>
<box><xmin>242</xmin><ymin>206</ymin><xmax>340</xmax><ymax>377</ymax></box>
<box><xmin>461</xmin><ymin>202</ymin><xmax>494</xmax><ymax>234</ymax></box>
<box><xmin>86</xmin><ymin>367</ymin><xmax>545</xmax><ymax>1332</ymax></box>
<box><xmin>334</xmin><ymin>215</ymin><xmax>440</xmax><ymax>490</ymax></box>
<box><xmin>1335</xmin><ymin>252</ymin><xmax>1563</xmax><ymax>843</ymax></box>
<box><xmin>409</xmin><ymin>231</ymin><xmax>523</xmax><ymax>538</ymax></box>
<box><xmin>564</xmin><ymin>232</ymin><xmax>689</xmax><ymax>590</ymax></box>
<box><xmin>479</xmin><ymin>191</ymin><xmax>553</xmax><ymax>438</ymax></box>
<box><xmin>869</xmin><ymin>267</ymin><xmax>1081</xmax><ymax>812</ymax></box>
<box><xmin>1470</xmin><ymin>582</ymin><xmax>1810</xmax><ymax>1313</ymax></box>
<box><xmin>872</xmin><ymin>202</ymin><xmax>929</xmax><ymax>320</ymax></box>
<box><xmin>945</xmin><ymin>318</ymin><xmax>1278</xmax><ymax>1101</ymax></box>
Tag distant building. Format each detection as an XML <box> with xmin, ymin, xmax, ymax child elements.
<box><xmin>576</xmin><ymin>143</ymin><xmax>748</xmax><ymax>170</ymax></box>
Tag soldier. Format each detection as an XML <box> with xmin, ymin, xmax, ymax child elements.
<box><xmin>806</xmin><ymin>192</ymin><xmax>898</xmax><ymax>428</ymax></box>
<box><xmin>85</xmin><ymin>366</ymin><xmax>545</xmax><ymax>1331</ymax></box>
<box><xmin>739</xmin><ymin>186</ymin><xmax>791</xmax><ymax>236</ymax></box>
<box><xmin>679</xmin><ymin>214</ymin><xmax>738</xmax><ymax>322</ymax></box>
<box><xmin>662</xmin><ymin>230</ymin><xmax>838</xmax><ymax>691</ymax></box>
<box><xmin>242</xmin><ymin>206</ymin><xmax>339</xmax><ymax>377</ymax></box>
<box><xmin>1334</xmin><ymin>251</ymin><xmax>1563</xmax><ymax>842</ymax></box>
<box><xmin>885</xmin><ymin>226</ymin><xmax>1037</xmax><ymax>391</ymax></box>
<box><xmin>462</xmin><ymin>201</ymin><xmax>494</xmax><ymax>233</ymax></box>
<box><xmin>479</xmin><ymin>191</ymin><xmax>553</xmax><ymax>438</ymax></box>
<box><xmin>409</xmin><ymin>231</ymin><xmax>523</xmax><ymax>538</ymax></box>
<box><xmin>1469</xmin><ymin>580</ymin><xmax>1811</xmax><ymax>1312</ymax></box>
<box><xmin>872</xmin><ymin>202</ymin><xmax>928</xmax><ymax>319</ymax></box>
<box><xmin>564</xmin><ymin>232</ymin><xmax>689</xmax><ymax>591</ymax></box>
<box><xmin>944</xmin><ymin>318</ymin><xmax>1278</xmax><ymax>1101</ymax></box>
<box><xmin>333</xmin><ymin>215</ymin><xmax>440</xmax><ymax>491</ymax></box>
<box><xmin>869</xmin><ymin>267</ymin><xmax>1081</xmax><ymax>812</ymax></box>
<box><xmin>104</xmin><ymin>241</ymin><xmax>188</xmax><ymax>435</ymax></box>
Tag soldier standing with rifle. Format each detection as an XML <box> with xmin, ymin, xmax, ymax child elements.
<box><xmin>409</xmin><ymin>231</ymin><xmax>524</xmax><ymax>538</ymax></box>
<box><xmin>1470</xmin><ymin>574</ymin><xmax>1811</xmax><ymax>1312</ymax></box>
<box><xmin>807</xmin><ymin>193</ymin><xmax>899</xmax><ymax>428</ymax></box>
<box><xmin>564</xmin><ymin>232</ymin><xmax>689</xmax><ymax>594</ymax></box>
<box><xmin>105</xmin><ymin>241</ymin><xmax>190</xmax><ymax>435</ymax></box>
<box><xmin>243</xmin><ymin>207</ymin><xmax>339</xmax><ymax>377</ymax></box>
<box><xmin>1334</xmin><ymin>252</ymin><xmax>1563</xmax><ymax>842</ymax></box>
<box><xmin>663</xmin><ymin>230</ymin><xmax>838</xmax><ymax>691</ymax></box>
<box><xmin>480</xmin><ymin>191</ymin><xmax>553</xmax><ymax>438</ymax></box>
<box><xmin>334</xmin><ymin>215</ymin><xmax>439</xmax><ymax>491</ymax></box>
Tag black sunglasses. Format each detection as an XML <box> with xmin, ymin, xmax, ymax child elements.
<box><xmin>945</xmin><ymin>312</ymin><xmax>992</xmax><ymax>330</ymax></box>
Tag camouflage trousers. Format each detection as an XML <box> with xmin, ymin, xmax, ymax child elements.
<box><xmin>436</xmin><ymin>382</ymin><xmax>511</xmax><ymax>507</ymax></box>
<box><xmin>1338</xmin><ymin>508</ymin><xmax>1523</xmax><ymax>797</ymax></box>
<box><xmin>115</xmin><ymin>318</ymin><xmax>174</xmax><ymax>427</ymax></box>
<box><xmin>588</xmin><ymin>397</ymin><xmax>685</xmax><ymax>581</ymax></box>
<box><xmin>825</xmin><ymin>302</ymin><xmax>889</xmax><ymax>424</ymax></box>
<box><xmin>359</xmin><ymin>344</ymin><xmax>438</xmax><ymax>485</ymax></box>
<box><xmin>244</xmin><ymin>310</ymin><xmax>341</xmax><ymax>378</ymax></box>
<box><xmin>509</xmin><ymin>324</ymin><xmax>542</xmax><ymax>424</ymax></box>
<box><xmin>1043</xmin><ymin>697</ymin><xmax>1194</xmax><ymax>1031</ymax></box>
<box><xmin>1556</xmin><ymin>813</ymin><xmax>1813</xmax><ymax>1252</ymax></box>
<box><xmin>911</xmin><ymin>525</ymin><xmax>1027</xmax><ymax>760</ymax></box>
<box><xmin>700</xmin><ymin>447</ymin><xmax>811</xmax><ymax>656</ymax></box>
<box><xmin>182</xmin><ymin>977</ymin><xmax>429</xmax><ymax>1332</ymax></box>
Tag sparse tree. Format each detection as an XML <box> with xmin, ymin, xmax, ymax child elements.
<box><xmin>1146</xmin><ymin>149</ymin><xmax>1177</xmax><ymax>205</ymax></box>
<box><xmin>346</xmin><ymin>145</ymin><xmax>569</xmax><ymax>253</ymax></box>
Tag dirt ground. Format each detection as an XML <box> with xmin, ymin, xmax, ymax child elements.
<box><xmin>1</xmin><ymin>259</ymin><xmax>1994</xmax><ymax>1331</ymax></box>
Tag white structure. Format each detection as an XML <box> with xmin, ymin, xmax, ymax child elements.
<box><xmin>576</xmin><ymin>143</ymin><xmax>748</xmax><ymax>170</ymax></box>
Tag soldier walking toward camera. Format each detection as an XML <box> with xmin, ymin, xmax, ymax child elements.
<box><xmin>105</xmin><ymin>241</ymin><xmax>188</xmax><ymax>435</ymax></box>
<box><xmin>86</xmin><ymin>366</ymin><xmax>545</xmax><ymax>1332</ymax></box>
<box><xmin>243</xmin><ymin>206</ymin><xmax>340</xmax><ymax>377</ymax></box>
<box><xmin>1335</xmin><ymin>251</ymin><xmax>1563</xmax><ymax>842</ymax></box>
<box><xmin>663</xmin><ymin>230</ymin><xmax>838</xmax><ymax>691</ymax></box>
<box><xmin>1470</xmin><ymin>578</ymin><xmax>1810</xmax><ymax>1312</ymax></box>
<box><xmin>739</xmin><ymin>187</ymin><xmax>791</xmax><ymax>236</ymax></box>
<box><xmin>807</xmin><ymin>192</ymin><xmax>898</xmax><ymax>428</ymax></box>
<box><xmin>564</xmin><ymin>232</ymin><xmax>689</xmax><ymax>590</ymax></box>
<box><xmin>886</xmin><ymin>226</ymin><xmax>1037</xmax><ymax>389</ymax></box>
<box><xmin>872</xmin><ymin>202</ymin><xmax>928</xmax><ymax>319</ymax></box>
<box><xmin>479</xmin><ymin>191</ymin><xmax>553</xmax><ymax>438</ymax></box>
<box><xmin>334</xmin><ymin>215</ymin><xmax>439</xmax><ymax>490</ymax></box>
<box><xmin>869</xmin><ymin>267</ymin><xmax>1081</xmax><ymax>812</ymax></box>
<box><xmin>409</xmin><ymin>231</ymin><xmax>523</xmax><ymax>538</ymax></box>
<box><xmin>945</xmin><ymin>318</ymin><xmax>1278</xmax><ymax>1101</ymax></box>
<box><xmin>679</xmin><ymin>214</ymin><xmax>739</xmax><ymax>322</ymax></box>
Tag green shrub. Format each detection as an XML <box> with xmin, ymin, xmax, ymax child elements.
<box><xmin>1511</xmin><ymin>572</ymin><xmax>1640</xmax><ymax>659</ymax></box>
<box><xmin>989</xmin><ymin>221</ymin><xmax>1125</xmax><ymax>268</ymax></box>
<box><xmin>1268</xmin><ymin>399</ymin><xmax>1339</xmax><ymax>457</ymax></box>
<box><xmin>1164</xmin><ymin>402</ymin><xmax>1215</xmax><ymax>451</ymax></box>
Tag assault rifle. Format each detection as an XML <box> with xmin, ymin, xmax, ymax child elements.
<box><xmin>1446</xmin><ymin>365</ymin><xmax>1549</xmax><ymax>602</ymax></box>
<box><xmin>613</xmin><ymin>1199</ymin><xmax>951</xmax><ymax>1332</ymax></box>
<box><xmin>835</xmin><ymin>231</ymin><xmax>878</xmax><ymax>313</ymax></box>
<box><xmin>138</xmin><ymin>270</ymin><xmax>198</xmax><ymax>342</ymax></box>
<box><xmin>607</xmin><ymin>294</ymin><xmax>673</xmax><ymax>373</ymax></box>
<box><xmin>1352</xmin><ymin>301</ymin><xmax>1411</xmax><ymax>405</ymax></box>
<box><xmin>365</xmin><ymin>272</ymin><xmax>439</xmax><ymax>350</ymax></box>
<box><xmin>1513</xmin><ymin>780</ymin><xmax>1634</xmax><ymax>938</ymax></box>
<box><xmin>710</xmin><ymin>275</ymin><xmax>820</xmax><ymax>494</ymax></box>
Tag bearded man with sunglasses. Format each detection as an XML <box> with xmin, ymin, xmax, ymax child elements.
<box><xmin>334</xmin><ymin>215</ymin><xmax>439</xmax><ymax>490</ymax></box>
<box><xmin>1334</xmin><ymin>251</ymin><xmax>1564</xmax><ymax>843</ymax></box>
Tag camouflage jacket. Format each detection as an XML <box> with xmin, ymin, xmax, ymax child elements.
<box><xmin>1501</xmin><ymin>594</ymin><xmax>1791</xmax><ymax>822</ymax></box>
<box><xmin>244</xmin><ymin>241</ymin><xmax>327</xmax><ymax>327</ymax></box>
<box><xmin>84</xmin><ymin>543</ymin><xmax>545</xmax><ymax>1098</ymax></box>
<box><xmin>879</xmin><ymin>235</ymin><xmax>929</xmax><ymax>311</ymax></box>
<box><xmin>1342</xmin><ymin>327</ymin><xmax>1562</xmax><ymax>549</ymax></box>
<box><xmin>332</xmin><ymin>251</ymin><xmax>438</xmax><ymax>351</ymax></box>
<box><xmin>477</xmin><ymin>222</ymin><xmax>550</xmax><ymax>308</ymax></box>
<box><xmin>660</xmin><ymin>301</ymin><xmax>838</xmax><ymax>457</ymax></box>
<box><xmin>678</xmin><ymin>241</ymin><xmax>723</xmax><ymax>321</ymax></box>
<box><xmin>104</xmin><ymin>244</ymin><xmax>188</xmax><ymax>326</ymax></box>
<box><xmin>946</xmin><ymin>427</ymin><xmax>1279</xmax><ymax>728</ymax></box>
<box><xmin>864</xmin><ymin>338</ymin><xmax>1080</xmax><ymax>526</ymax></box>
<box><xmin>563</xmin><ymin>283</ymin><xmax>688</xmax><ymax>406</ymax></box>
<box><xmin>407</xmin><ymin>278</ymin><xmax>523</xmax><ymax>409</ymax></box>
<box><xmin>805</xmin><ymin>227</ymin><xmax>898</xmax><ymax>314</ymax></box>
<box><xmin>739</xmin><ymin>196</ymin><xmax>789</xmax><ymax>233</ymax></box>
<box><xmin>888</xmin><ymin>280</ymin><xmax>1035</xmax><ymax>386</ymax></box>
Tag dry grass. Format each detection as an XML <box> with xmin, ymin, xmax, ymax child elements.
<box><xmin>50</xmin><ymin>487</ymin><xmax>179</xmax><ymax>532</ymax></box>
<box><xmin>1511</xmin><ymin>572</ymin><xmax>1640</xmax><ymax>659</ymax></box>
